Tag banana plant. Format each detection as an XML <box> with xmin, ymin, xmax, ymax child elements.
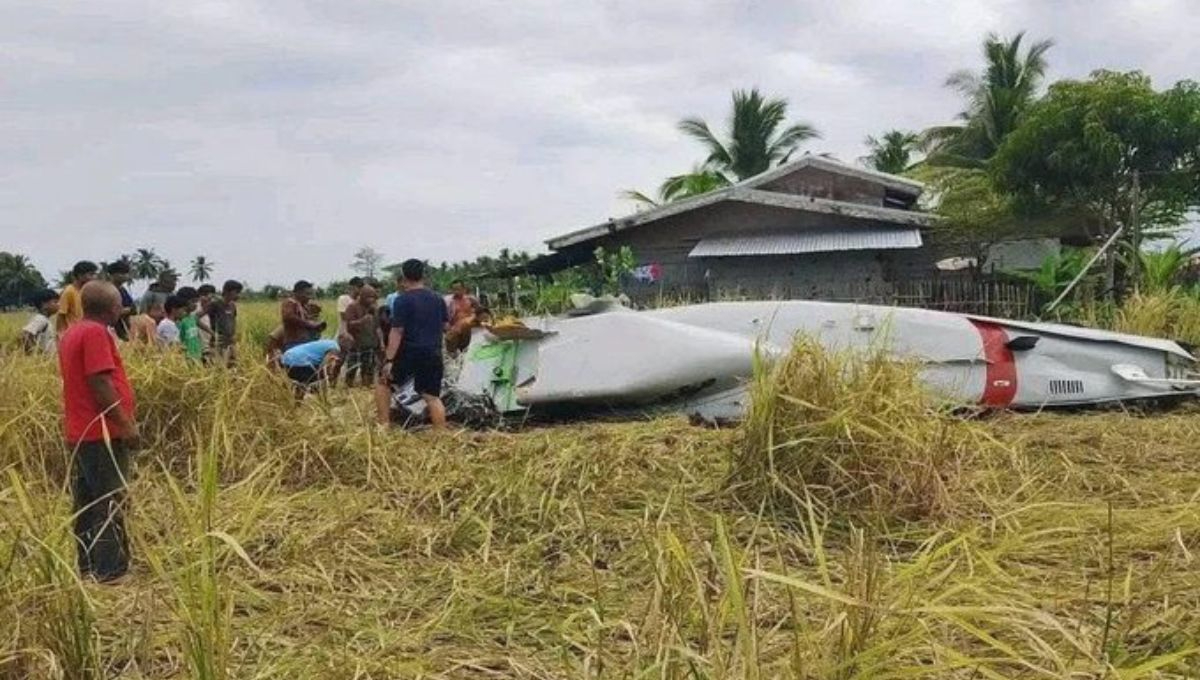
<box><xmin>1134</xmin><ymin>243</ymin><xmax>1199</xmax><ymax>293</ymax></box>
<box><xmin>1008</xmin><ymin>248</ymin><xmax>1091</xmax><ymax>301</ymax></box>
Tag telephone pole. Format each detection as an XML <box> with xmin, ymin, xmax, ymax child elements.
<box><xmin>1128</xmin><ymin>169</ymin><xmax>1142</xmax><ymax>290</ymax></box>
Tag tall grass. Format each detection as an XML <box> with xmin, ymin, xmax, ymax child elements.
<box><xmin>731</xmin><ymin>339</ymin><xmax>993</xmax><ymax>522</ymax></box>
<box><xmin>1</xmin><ymin>302</ymin><xmax>1200</xmax><ymax>676</ymax></box>
<box><xmin>1111</xmin><ymin>290</ymin><xmax>1200</xmax><ymax>347</ymax></box>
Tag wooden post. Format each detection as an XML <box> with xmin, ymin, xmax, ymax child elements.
<box><xmin>1128</xmin><ymin>169</ymin><xmax>1141</xmax><ymax>293</ymax></box>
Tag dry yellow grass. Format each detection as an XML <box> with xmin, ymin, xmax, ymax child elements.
<box><xmin>731</xmin><ymin>339</ymin><xmax>996</xmax><ymax>521</ymax></box>
<box><xmin>1</xmin><ymin>303</ymin><xmax>1200</xmax><ymax>678</ymax></box>
<box><xmin>1112</xmin><ymin>291</ymin><xmax>1200</xmax><ymax>348</ymax></box>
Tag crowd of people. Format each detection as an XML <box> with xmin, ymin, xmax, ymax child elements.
<box><xmin>22</xmin><ymin>260</ymin><xmax>244</xmax><ymax>361</ymax></box>
<box><xmin>18</xmin><ymin>257</ymin><xmax>483</xmax><ymax>584</ymax></box>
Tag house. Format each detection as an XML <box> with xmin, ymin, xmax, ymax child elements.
<box><xmin>536</xmin><ymin>155</ymin><xmax>942</xmax><ymax>302</ymax></box>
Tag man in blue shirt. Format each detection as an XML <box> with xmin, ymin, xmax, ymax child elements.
<box><xmin>280</xmin><ymin>336</ymin><xmax>349</xmax><ymax>399</ymax></box>
<box><xmin>376</xmin><ymin>259</ymin><xmax>449</xmax><ymax>428</ymax></box>
<box><xmin>105</xmin><ymin>260</ymin><xmax>136</xmax><ymax>340</ymax></box>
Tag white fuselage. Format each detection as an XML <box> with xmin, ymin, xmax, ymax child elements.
<box><xmin>447</xmin><ymin>300</ymin><xmax>1199</xmax><ymax>422</ymax></box>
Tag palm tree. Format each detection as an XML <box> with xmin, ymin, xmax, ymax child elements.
<box><xmin>0</xmin><ymin>252</ymin><xmax>41</xmax><ymax>283</ymax></box>
<box><xmin>622</xmin><ymin>90</ymin><xmax>815</xmax><ymax>208</ymax></box>
<box><xmin>133</xmin><ymin>248</ymin><xmax>161</xmax><ymax>280</ymax></box>
<box><xmin>155</xmin><ymin>257</ymin><xmax>173</xmax><ymax>277</ymax></box>
<box><xmin>0</xmin><ymin>252</ymin><xmax>48</xmax><ymax>307</ymax></box>
<box><xmin>621</xmin><ymin>166</ymin><xmax>732</xmax><ymax>208</ymax></box>
<box><xmin>923</xmin><ymin>32</ymin><xmax>1053</xmax><ymax>167</ymax></box>
<box><xmin>189</xmin><ymin>255</ymin><xmax>214</xmax><ymax>282</ymax></box>
<box><xmin>861</xmin><ymin>130</ymin><xmax>921</xmax><ymax>174</ymax></box>
<box><xmin>679</xmin><ymin>88</ymin><xmax>820</xmax><ymax>181</ymax></box>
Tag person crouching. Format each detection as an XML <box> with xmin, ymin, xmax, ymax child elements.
<box><xmin>279</xmin><ymin>336</ymin><xmax>351</xmax><ymax>399</ymax></box>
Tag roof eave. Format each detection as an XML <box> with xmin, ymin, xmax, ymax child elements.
<box><xmin>734</xmin><ymin>189</ymin><xmax>937</xmax><ymax>227</ymax></box>
<box><xmin>545</xmin><ymin>187</ymin><xmax>737</xmax><ymax>250</ymax></box>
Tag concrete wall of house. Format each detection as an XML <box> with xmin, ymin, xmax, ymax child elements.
<box><xmin>701</xmin><ymin>252</ymin><xmax>886</xmax><ymax>300</ymax></box>
<box><xmin>571</xmin><ymin>200</ymin><xmax>939</xmax><ymax>302</ymax></box>
<box><xmin>757</xmin><ymin>166</ymin><xmax>888</xmax><ymax>207</ymax></box>
<box><xmin>983</xmin><ymin>238</ymin><xmax>1061</xmax><ymax>272</ymax></box>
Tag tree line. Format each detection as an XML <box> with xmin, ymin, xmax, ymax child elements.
<box><xmin>0</xmin><ymin>249</ymin><xmax>218</xmax><ymax>309</ymax></box>
<box><xmin>624</xmin><ymin>31</ymin><xmax>1200</xmax><ymax>301</ymax></box>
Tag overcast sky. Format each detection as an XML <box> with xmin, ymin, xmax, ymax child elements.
<box><xmin>1</xmin><ymin>0</ymin><xmax>1196</xmax><ymax>287</ymax></box>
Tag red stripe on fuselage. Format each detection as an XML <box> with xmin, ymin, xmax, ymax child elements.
<box><xmin>971</xmin><ymin>321</ymin><xmax>1017</xmax><ymax>408</ymax></box>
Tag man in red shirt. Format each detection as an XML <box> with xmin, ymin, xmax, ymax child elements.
<box><xmin>58</xmin><ymin>280</ymin><xmax>139</xmax><ymax>582</ymax></box>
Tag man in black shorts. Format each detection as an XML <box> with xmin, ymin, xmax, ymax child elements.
<box><xmin>376</xmin><ymin>259</ymin><xmax>449</xmax><ymax>428</ymax></box>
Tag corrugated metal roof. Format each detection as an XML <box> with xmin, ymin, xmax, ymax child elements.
<box><xmin>688</xmin><ymin>228</ymin><xmax>922</xmax><ymax>258</ymax></box>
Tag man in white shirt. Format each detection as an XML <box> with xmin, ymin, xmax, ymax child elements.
<box><xmin>336</xmin><ymin>277</ymin><xmax>364</xmax><ymax>337</ymax></box>
<box><xmin>156</xmin><ymin>295</ymin><xmax>186</xmax><ymax>347</ymax></box>
<box><xmin>22</xmin><ymin>288</ymin><xmax>60</xmax><ymax>354</ymax></box>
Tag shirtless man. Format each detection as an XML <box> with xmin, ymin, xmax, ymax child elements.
<box><xmin>126</xmin><ymin>302</ymin><xmax>165</xmax><ymax>346</ymax></box>
<box><xmin>444</xmin><ymin>280</ymin><xmax>480</xmax><ymax>355</ymax></box>
<box><xmin>280</xmin><ymin>280</ymin><xmax>326</xmax><ymax>350</ymax></box>
<box><xmin>342</xmin><ymin>284</ymin><xmax>383</xmax><ymax>387</ymax></box>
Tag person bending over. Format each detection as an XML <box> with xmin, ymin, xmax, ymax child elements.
<box><xmin>279</xmin><ymin>336</ymin><xmax>350</xmax><ymax>399</ymax></box>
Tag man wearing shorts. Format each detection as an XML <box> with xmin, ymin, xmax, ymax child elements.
<box><xmin>279</xmin><ymin>336</ymin><xmax>349</xmax><ymax>399</ymax></box>
<box><xmin>376</xmin><ymin>259</ymin><xmax>449</xmax><ymax>428</ymax></box>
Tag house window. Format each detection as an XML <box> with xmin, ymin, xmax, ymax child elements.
<box><xmin>883</xmin><ymin>189</ymin><xmax>914</xmax><ymax>210</ymax></box>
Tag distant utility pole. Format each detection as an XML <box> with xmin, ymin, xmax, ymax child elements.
<box><xmin>1128</xmin><ymin>169</ymin><xmax>1142</xmax><ymax>288</ymax></box>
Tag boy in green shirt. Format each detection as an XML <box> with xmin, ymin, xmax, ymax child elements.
<box><xmin>179</xmin><ymin>311</ymin><xmax>203</xmax><ymax>360</ymax></box>
<box><xmin>175</xmin><ymin>287</ymin><xmax>205</xmax><ymax>361</ymax></box>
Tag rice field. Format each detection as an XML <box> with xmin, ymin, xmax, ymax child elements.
<box><xmin>2</xmin><ymin>301</ymin><xmax>1200</xmax><ymax>678</ymax></box>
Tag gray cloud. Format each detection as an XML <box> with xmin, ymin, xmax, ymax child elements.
<box><xmin>1</xmin><ymin>0</ymin><xmax>1196</xmax><ymax>286</ymax></box>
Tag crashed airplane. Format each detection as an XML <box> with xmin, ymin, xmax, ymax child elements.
<box><xmin>391</xmin><ymin>299</ymin><xmax>1200</xmax><ymax>426</ymax></box>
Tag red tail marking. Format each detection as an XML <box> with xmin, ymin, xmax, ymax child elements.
<box><xmin>971</xmin><ymin>321</ymin><xmax>1017</xmax><ymax>408</ymax></box>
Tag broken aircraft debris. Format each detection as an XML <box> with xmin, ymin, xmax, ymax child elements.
<box><xmin>391</xmin><ymin>299</ymin><xmax>1200</xmax><ymax>427</ymax></box>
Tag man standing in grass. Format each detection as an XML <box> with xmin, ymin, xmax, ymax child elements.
<box><xmin>173</xmin><ymin>287</ymin><xmax>204</xmax><ymax>361</ymax></box>
<box><xmin>58</xmin><ymin>280</ymin><xmax>138</xmax><ymax>583</ymax></box>
<box><xmin>377</xmin><ymin>259</ymin><xmax>449</xmax><ymax>428</ymax></box>
<box><xmin>337</xmin><ymin>277</ymin><xmax>364</xmax><ymax>337</ymax></box>
<box><xmin>156</xmin><ymin>295</ymin><xmax>188</xmax><ymax>348</ymax></box>
<box><xmin>21</xmin><ymin>288</ymin><xmax>60</xmax><ymax>354</ymax></box>
<box><xmin>178</xmin><ymin>299</ymin><xmax>204</xmax><ymax>361</ymax></box>
<box><xmin>207</xmin><ymin>279</ymin><xmax>243</xmax><ymax>365</ymax></box>
<box><xmin>281</xmin><ymin>280</ymin><xmax>326</xmax><ymax>350</ymax></box>
<box><xmin>342</xmin><ymin>284</ymin><xmax>382</xmax><ymax>387</ymax></box>
<box><xmin>126</xmin><ymin>302</ymin><xmax>164</xmax><ymax>346</ymax></box>
<box><xmin>195</xmin><ymin>284</ymin><xmax>217</xmax><ymax>359</ymax></box>
<box><xmin>56</xmin><ymin>260</ymin><xmax>99</xmax><ymax>334</ymax></box>
<box><xmin>105</xmin><ymin>260</ymin><xmax>137</xmax><ymax>340</ymax></box>
<box><xmin>138</xmin><ymin>270</ymin><xmax>177</xmax><ymax>315</ymax></box>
